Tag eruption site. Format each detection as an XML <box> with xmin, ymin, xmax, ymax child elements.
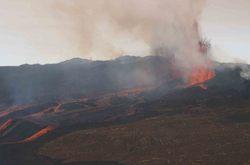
<box><xmin>0</xmin><ymin>1</ymin><xmax>250</xmax><ymax>165</ymax></box>
<box><xmin>50</xmin><ymin>0</ymin><xmax>214</xmax><ymax>85</ymax></box>
<box><xmin>187</xmin><ymin>40</ymin><xmax>215</xmax><ymax>89</ymax></box>
<box><xmin>187</xmin><ymin>65</ymin><xmax>215</xmax><ymax>89</ymax></box>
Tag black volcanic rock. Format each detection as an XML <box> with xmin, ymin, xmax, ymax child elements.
<box><xmin>0</xmin><ymin>56</ymin><xmax>176</xmax><ymax>105</ymax></box>
<box><xmin>0</xmin><ymin>58</ymin><xmax>250</xmax><ymax>165</ymax></box>
<box><xmin>0</xmin><ymin>56</ymin><xmax>249</xmax><ymax>107</ymax></box>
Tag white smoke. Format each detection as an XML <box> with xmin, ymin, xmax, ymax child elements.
<box><xmin>0</xmin><ymin>0</ymin><xmax>208</xmax><ymax>69</ymax></box>
<box><xmin>240</xmin><ymin>65</ymin><xmax>250</xmax><ymax>80</ymax></box>
<box><xmin>51</xmin><ymin>0</ymin><xmax>207</xmax><ymax>69</ymax></box>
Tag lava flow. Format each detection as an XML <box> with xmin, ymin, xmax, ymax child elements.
<box><xmin>22</xmin><ymin>126</ymin><xmax>55</xmax><ymax>142</ymax></box>
<box><xmin>188</xmin><ymin>66</ymin><xmax>215</xmax><ymax>89</ymax></box>
<box><xmin>0</xmin><ymin>119</ymin><xmax>13</xmax><ymax>133</ymax></box>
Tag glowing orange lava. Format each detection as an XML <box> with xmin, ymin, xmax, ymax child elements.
<box><xmin>187</xmin><ymin>40</ymin><xmax>215</xmax><ymax>89</ymax></box>
<box><xmin>188</xmin><ymin>66</ymin><xmax>215</xmax><ymax>89</ymax></box>
<box><xmin>0</xmin><ymin>119</ymin><xmax>13</xmax><ymax>133</ymax></box>
<box><xmin>22</xmin><ymin>126</ymin><xmax>55</xmax><ymax>142</ymax></box>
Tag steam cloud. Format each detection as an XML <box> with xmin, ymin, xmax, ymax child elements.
<box><xmin>52</xmin><ymin>0</ymin><xmax>207</xmax><ymax>69</ymax></box>
<box><xmin>2</xmin><ymin>0</ymin><xmax>211</xmax><ymax>105</ymax></box>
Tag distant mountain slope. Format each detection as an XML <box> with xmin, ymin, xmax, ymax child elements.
<box><xmin>0</xmin><ymin>56</ymin><xmax>176</xmax><ymax>106</ymax></box>
<box><xmin>0</xmin><ymin>57</ymin><xmax>250</xmax><ymax>165</ymax></box>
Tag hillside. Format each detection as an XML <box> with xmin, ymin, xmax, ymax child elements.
<box><xmin>0</xmin><ymin>56</ymin><xmax>249</xmax><ymax>165</ymax></box>
<box><xmin>0</xmin><ymin>56</ymin><xmax>176</xmax><ymax>106</ymax></box>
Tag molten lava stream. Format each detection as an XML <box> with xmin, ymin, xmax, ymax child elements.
<box><xmin>188</xmin><ymin>67</ymin><xmax>215</xmax><ymax>89</ymax></box>
<box><xmin>22</xmin><ymin>126</ymin><xmax>55</xmax><ymax>142</ymax></box>
<box><xmin>0</xmin><ymin>119</ymin><xmax>13</xmax><ymax>133</ymax></box>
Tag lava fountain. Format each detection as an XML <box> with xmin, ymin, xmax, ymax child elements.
<box><xmin>187</xmin><ymin>40</ymin><xmax>215</xmax><ymax>89</ymax></box>
<box><xmin>188</xmin><ymin>66</ymin><xmax>215</xmax><ymax>89</ymax></box>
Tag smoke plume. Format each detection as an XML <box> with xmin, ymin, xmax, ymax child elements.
<box><xmin>52</xmin><ymin>0</ymin><xmax>207</xmax><ymax>70</ymax></box>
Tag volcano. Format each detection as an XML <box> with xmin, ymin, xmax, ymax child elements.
<box><xmin>0</xmin><ymin>56</ymin><xmax>249</xmax><ymax>165</ymax></box>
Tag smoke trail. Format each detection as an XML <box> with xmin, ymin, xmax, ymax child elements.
<box><xmin>51</xmin><ymin>0</ymin><xmax>207</xmax><ymax>68</ymax></box>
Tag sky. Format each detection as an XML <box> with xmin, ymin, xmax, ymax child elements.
<box><xmin>0</xmin><ymin>0</ymin><xmax>249</xmax><ymax>66</ymax></box>
<box><xmin>201</xmin><ymin>0</ymin><xmax>250</xmax><ymax>63</ymax></box>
